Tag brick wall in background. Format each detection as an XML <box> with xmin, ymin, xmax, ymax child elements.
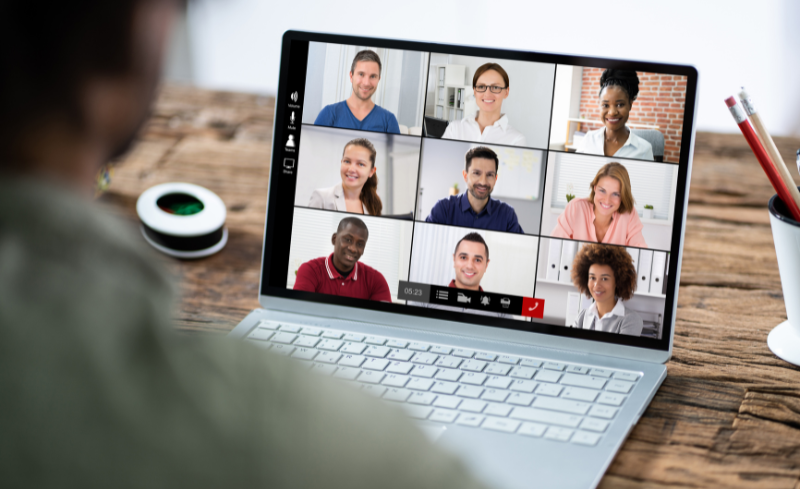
<box><xmin>578</xmin><ymin>68</ymin><xmax>687</xmax><ymax>163</ymax></box>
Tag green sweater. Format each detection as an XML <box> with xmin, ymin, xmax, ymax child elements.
<box><xmin>0</xmin><ymin>177</ymin><xmax>486</xmax><ymax>489</ymax></box>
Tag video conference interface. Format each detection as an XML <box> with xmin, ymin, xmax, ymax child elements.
<box><xmin>275</xmin><ymin>40</ymin><xmax>690</xmax><ymax>341</ymax></box>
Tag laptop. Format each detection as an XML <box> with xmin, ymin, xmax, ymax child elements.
<box><xmin>229</xmin><ymin>30</ymin><xmax>697</xmax><ymax>489</ymax></box>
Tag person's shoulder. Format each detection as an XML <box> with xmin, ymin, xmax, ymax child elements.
<box><xmin>299</xmin><ymin>256</ymin><xmax>327</xmax><ymax>273</ymax></box>
<box><xmin>490</xmin><ymin>196</ymin><xmax>517</xmax><ymax>213</ymax></box>
<box><xmin>568</xmin><ymin>198</ymin><xmax>592</xmax><ymax>213</ymax></box>
<box><xmin>434</xmin><ymin>194</ymin><xmax>460</xmax><ymax>208</ymax></box>
<box><xmin>358</xmin><ymin>261</ymin><xmax>388</xmax><ymax>281</ymax></box>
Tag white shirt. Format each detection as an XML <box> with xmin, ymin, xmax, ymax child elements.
<box><xmin>581</xmin><ymin>299</ymin><xmax>626</xmax><ymax>333</ymax></box>
<box><xmin>442</xmin><ymin>114</ymin><xmax>527</xmax><ymax>147</ymax></box>
<box><xmin>576</xmin><ymin>127</ymin><xmax>654</xmax><ymax>161</ymax></box>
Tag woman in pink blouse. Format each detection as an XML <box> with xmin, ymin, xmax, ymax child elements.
<box><xmin>551</xmin><ymin>162</ymin><xmax>647</xmax><ymax>247</ymax></box>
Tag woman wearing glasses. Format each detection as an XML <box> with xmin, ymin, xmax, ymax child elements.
<box><xmin>441</xmin><ymin>63</ymin><xmax>526</xmax><ymax>146</ymax></box>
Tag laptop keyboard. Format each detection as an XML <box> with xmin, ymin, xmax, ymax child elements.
<box><xmin>246</xmin><ymin>320</ymin><xmax>640</xmax><ymax>446</ymax></box>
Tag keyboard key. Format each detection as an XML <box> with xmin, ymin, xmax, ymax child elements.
<box><xmin>310</xmin><ymin>363</ymin><xmax>337</xmax><ymax>376</ymax></box>
<box><xmin>343</xmin><ymin>333</ymin><xmax>365</xmax><ymax>342</ymax></box>
<box><xmin>535</xmin><ymin>384</ymin><xmax>563</xmax><ymax>397</ymax></box>
<box><xmin>279</xmin><ymin>324</ymin><xmax>302</xmax><ymax>333</ymax></box>
<box><xmin>533</xmin><ymin>397</ymin><xmax>591</xmax><ymax>415</ymax></box>
<box><xmin>301</xmin><ymin>327</ymin><xmax>322</xmax><ymax>336</ymax></box>
<box><xmin>247</xmin><ymin>340</ymin><xmax>272</xmax><ymax>350</ymax></box>
<box><xmin>271</xmin><ymin>344</ymin><xmax>294</xmax><ymax>356</ymax></box>
<box><xmin>614</xmin><ymin>372</ymin><xmax>640</xmax><ymax>382</ymax></box>
<box><xmin>333</xmin><ymin>367</ymin><xmax>360</xmax><ymax>380</ymax></box>
<box><xmin>401</xmin><ymin>404</ymin><xmax>433</xmax><ymax>420</ymax></box>
<box><xmin>459</xmin><ymin>400</ymin><xmax>487</xmax><ymax>413</ymax></box>
<box><xmin>410</xmin><ymin>366</ymin><xmax>438</xmax><ymax>378</ymax></box>
<box><xmin>535</xmin><ymin>370</ymin><xmax>562</xmax><ymax>383</ymax></box>
<box><xmin>606</xmin><ymin>380</ymin><xmax>635</xmax><ymax>394</ymax></box>
<box><xmin>341</xmin><ymin>342</ymin><xmax>367</xmax><ymax>355</ymax></box>
<box><xmin>520</xmin><ymin>358</ymin><xmax>543</xmax><ymax>368</ymax></box>
<box><xmin>322</xmin><ymin>331</ymin><xmax>344</xmax><ymax>339</ymax></box>
<box><xmin>509</xmin><ymin>367</ymin><xmax>536</xmax><ymax>380</ymax></box>
<box><xmin>385</xmin><ymin>339</ymin><xmax>408</xmax><ymax>348</ymax></box>
<box><xmin>597</xmin><ymin>392</ymin><xmax>625</xmax><ymax>406</ymax></box>
<box><xmin>566</xmin><ymin>365</ymin><xmax>591</xmax><ymax>375</ymax></box>
<box><xmin>507</xmin><ymin>393</ymin><xmax>534</xmax><ymax>406</ymax></box>
<box><xmin>581</xmin><ymin>418</ymin><xmax>609</xmax><ymax>433</ymax></box>
<box><xmin>589</xmin><ymin>405</ymin><xmax>618</xmax><ymax>419</ymax></box>
<box><xmin>484</xmin><ymin>403</ymin><xmax>513</xmax><ymax>417</ymax></box>
<box><xmin>498</xmin><ymin>355</ymin><xmax>520</xmax><ymax>365</ymax></box>
<box><xmin>453</xmin><ymin>348</ymin><xmax>475</xmax><ymax>358</ymax></box>
<box><xmin>381</xmin><ymin>374</ymin><xmax>410</xmax><ymax>388</ymax></box>
<box><xmin>291</xmin><ymin>348</ymin><xmax>318</xmax><ymax>361</ymax></box>
<box><xmin>407</xmin><ymin>378</ymin><xmax>435</xmax><ymax>391</ymax></box>
<box><xmin>544</xmin><ymin>427</ymin><xmax>573</xmax><ymax>442</ymax></box>
<box><xmin>562</xmin><ymin>387</ymin><xmax>599</xmax><ymax>402</ymax></box>
<box><xmin>455</xmin><ymin>413</ymin><xmax>485</xmax><ymax>427</ymax></box>
<box><xmin>481</xmin><ymin>389</ymin><xmax>510</xmax><ymax>403</ymax></box>
<box><xmin>486</xmin><ymin>376</ymin><xmax>514</xmax><ymax>390</ymax></box>
<box><xmin>461</xmin><ymin>372</ymin><xmax>487</xmax><ymax>386</ymax></box>
<box><xmin>482</xmin><ymin>417</ymin><xmax>520</xmax><ymax>434</ymax></box>
<box><xmin>435</xmin><ymin>357</ymin><xmax>463</xmax><ymax>369</ymax></box>
<box><xmin>386</xmin><ymin>362</ymin><xmax>414</xmax><ymax>375</ymax></box>
<box><xmin>560</xmin><ymin>374</ymin><xmax>606</xmax><ymax>390</ymax></box>
<box><xmin>383</xmin><ymin>388</ymin><xmax>412</xmax><ymax>402</ymax></box>
<box><xmin>364</xmin><ymin>346</ymin><xmax>390</xmax><ymax>358</ymax></box>
<box><xmin>339</xmin><ymin>355</ymin><xmax>366</xmax><ymax>368</ymax></box>
<box><xmin>431</xmin><ymin>381</ymin><xmax>459</xmax><ymax>395</ymax></box>
<box><xmin>433</xmin><ymin>395</ymin><xmax>462</xmax><ymax>409</ymax></box>
<box><xmin>360</xmin><ymin>384</ymin><xmax>387</xmax><ymax>397</ymax></box>
<box><xmin>456</xmin><ymin>385</ymin><xmax>484</xmax><ymax>398</ymax></box>
<box><xmin>365</xmin><ymin>336</ymin><xmax>386</xmax><ymax>345</ymax></box>
<box><xmin>430</xmin><ymin>346</ymin><xmax>452</xmax><ymax>355</ymax></box>
<box><xmin>358</xmin><ymin>371</ymin><xmax>385</xmax><ymax>384</ymax></box>
<box><xmin>412</xmin><ymin>352</ymin><xmax>439</xmax><ymax>365</ymax></box>
<box><xmin>509</xmin><ymin>380</ymin><xmax>537</xmax><ymax>393</ymax></box>
<box><xmin>387</xmin><ymin>349</ymin><xmax>414</xmax><ymax>362</ymax></box>
<box><xmin>510</xmin><ymin>407</ymin><xmax>582</xmax><ymax>428</ymax></box>
<box><xmin>435</xmin><ymin>369</ymin><xmax>463</xmax><ymax>382</ymax></box>
<box><xmin>408</xmin><ymin>391</ymin><xmax>437</xmax><ymax>406</ymax></box>
<box><xmin>572</xmin><ymin>431</ymin><xmax>601</xmax><ymax>446</ymax></box>
<box><xmin>484</xmin><ymin>363</ymin><xmax>512</xmax><ymax>376</ymax></box>
<box><xmin>271</xmin><ymin>332</ymin><xmax>298</xmax><ymax>344</ymax></box>
<box><xmin>315</xmin><ymin>351</ymin><xmax>342</xmax><ymax>364</ymax></box>
<box><xmin>475</xmin><ymin>352</ymin><xmax>497</xmax><ymax>362</ymax></box>
<box><xmin>248</xmin><ymin>329</ymin><xmax>275</xmax><ymax>341</ymax></box>
<box><xmin>317</xmin><ymin>339</ymin><xmax>344</xmax><ymax>351</ymax></box>
<box><xmin>519</xmin><ymin>422</ymin><xmax>547</xmax><ymax>437</ymax></box>
<box><xmin>429</xmin><ymin>409</ymin><xmax>459</xmax><ymax>423</ymax></box>
<box><xmin>256</xmin><ymin>320</ymin><xmax>279</xmax><ymax>330</ymax></box>
<box><xmin>543</xmin><ymin>362</ymin><xmax>566</xmax><ymax>371</ymax></box>
<box><xmin>362</xmin><ymin>358</ymin><xmax>390</xmax><ymax>371</ymax></box>
<box><xmin>462</xmin><ymin>360</ymin><xmax>488</xmax><ymax>372</ymax></box>
<box><xmin>408</xmin><ymin>342</ymin><xmax>430</xmax><ymax>352</ymax></box>
<box><xmin>590</xmin><ymin>368</ymin><xmax>613</xmax><ymax>378</ymax></box>
<box><xmin>294</xmin><ymin>336</ymin><xmax>320</xmax><ymax>348</ymax></box>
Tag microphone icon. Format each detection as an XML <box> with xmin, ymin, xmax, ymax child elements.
<box><xmin>290</xmin><ymin>111</ymin><xmax>295</xmax><ymax>124</ymax></box>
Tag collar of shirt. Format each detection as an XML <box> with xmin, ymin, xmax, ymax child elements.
<box><xmin>448</xmin><ymin>279</ymin><xmax>483</xmax><ymax>292</ymax></box>
<box><xmin>582</xmin><ymin>299</ymin><xmax>625</xmax><ymax>329</ymax></box>
<box><xmin>466</xmin><ymin>114</ymin><xmax>509</xmax><ymax>131</ymax></box>
<box><xmin>325</xmin><ymin>253</ymin><xmax>358</xmax><ymax>281</ymax></box>
<box><xmin>458</xmin><ymin>192</ymin><xmax>494</xmax><ymax>215</ymax></box>
<box><xmin>600</xmin><ymin>127</ymin><xmax>641</xmax><ymax>150</ymax></box>
<box><xmin>332</xmin><ymin>183</ymin><xmax>367</xmax><ymax>214</ymax></box>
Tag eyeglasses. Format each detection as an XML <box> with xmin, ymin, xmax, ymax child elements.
<box><xmin>474</xmin><ymin>85</ymin><xmax>507</xmax><ymax>93</ymax></box>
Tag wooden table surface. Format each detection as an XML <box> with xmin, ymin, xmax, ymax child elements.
<box><xmin>103</xmin><ymin>84</ymin><xmax>800</xmax><ymax>488</ymax></box>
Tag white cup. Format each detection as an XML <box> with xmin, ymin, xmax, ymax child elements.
<box><xmin>767</xmin><ymin>189</ymin><xmax>800</xmax><ymax>365</ymax></box>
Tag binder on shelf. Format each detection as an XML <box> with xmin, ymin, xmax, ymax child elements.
<box><xmin>649</xmin><ymin>251</ymin><xmax>667</xmax><ymax>295</ymax></box>
<box><xmin>637</xmin><ymin>249</ymin><xmax>654</xmax><ymax>294</ymax></box>
<box><xmin>558</xmin><ymin>240</ymin><xmax>578</xmax><ymax>284</ymax></box>
<box><xmin>662</xmin><ymin>253</ymin><xmax>670</xmax><ymax>295</ymax></box>
<box><xmin>565</xmin><ymin>292</ymin><xmax>582</xmax><ymax>327</ymax></box>
<box><xmin>626</xmin><ymin>247</ymin><xmax>640</xmax><ymax>275</ymax></box>
<box><xmin>546</xmin><ymin>239</ymin><xmax>562</xmax><ymax>281</ymax></box>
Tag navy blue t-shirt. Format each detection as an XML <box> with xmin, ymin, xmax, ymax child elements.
<box><xmin>425</xmin><ymin>193</ymin><xmax>524</xmax><ymax>234</ymax></box>
<box><xmin>314</xmin><ymin>101</ymin><xmax>401</xmax><ymax>134</ymax></box>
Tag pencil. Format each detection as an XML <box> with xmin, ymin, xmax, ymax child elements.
<box><xmin>738</xmin><ymin>88</ymin><xmax>800</xmax><ymax>211</ymax></box>
<box><xmin>725</xmin><ymin>96</ymin><xmax>800</xmax><ymax>221</ymax></box>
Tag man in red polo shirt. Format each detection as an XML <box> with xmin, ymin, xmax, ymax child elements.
<box><xmin>450</xmin><ymin>232</ymin><xmax>490</xmax><ymax>291</ymax></box>
<box><xmin>294</xmin><ymin>217</ymin><xmax>392</xmax><ymax>302</ymax></box>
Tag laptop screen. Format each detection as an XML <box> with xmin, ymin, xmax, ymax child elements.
<box><xmin>262</xmin><ymin>31</ymin><xmax>697</xmax><ymax>352</ymax></box>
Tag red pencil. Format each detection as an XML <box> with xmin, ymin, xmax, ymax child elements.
<box><xmin>725</xmin><ymin>96</ymin><xmax>800</xmax><ymax>221</ymax></box>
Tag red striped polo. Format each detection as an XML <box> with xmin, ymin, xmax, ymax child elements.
<box><xmin>293</xmin><ymin>254</ymin><xmax>391</xmax><ymax>302</ymax></box>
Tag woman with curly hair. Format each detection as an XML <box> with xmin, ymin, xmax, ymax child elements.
<box><xmin>569</xmin><ymin>243</ymin><xmax>643</xmax><ymax>336</ymax></box>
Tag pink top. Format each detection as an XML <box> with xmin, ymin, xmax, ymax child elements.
<box><xmin>551</xmin><ymin>198</ymin><xmax>647</xmax><ymax>247</ymax></box>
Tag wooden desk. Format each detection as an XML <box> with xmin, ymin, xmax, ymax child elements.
<box><xmin>104</xmin><ymin>84</ymin><xmax>800</xmax><ymax>488</ymax></box>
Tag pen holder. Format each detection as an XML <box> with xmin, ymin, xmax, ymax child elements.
<box><xmin>767</xmin><ymin>187</ymin><xmax>800</xmax><ymax>366</ymax></box>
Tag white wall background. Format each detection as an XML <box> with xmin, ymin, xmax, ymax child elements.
<box><xmin>176</xmin><ymin>0</ymin><xmax>800</xmax><ymax>137</ymax></box>
<box><xmin>287</xmin><ymin>207</ymin><xmax>413</xmax><ymax>303</ymax></box>
<box><xmin>417</xmin><ymin>138</ymin><xmax>545</xmax><ymax>233</ymax></box>
<box><xmin>295</xmin><ymin>125</ymin><xmax>421</xmax><ymax>215</ymax></box>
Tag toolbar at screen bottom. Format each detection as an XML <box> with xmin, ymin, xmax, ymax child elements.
<box><xmin>397</xmin><ymin>281</ymin><xmax>544</xmax><ymax>318</ymax></box>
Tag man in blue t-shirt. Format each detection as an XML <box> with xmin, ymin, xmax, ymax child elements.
<box><xmin>314</xmin><ymin>50</ymin><xmax>401</xmax><ymax>134</ymax></box>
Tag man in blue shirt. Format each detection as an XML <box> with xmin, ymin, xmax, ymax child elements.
<box><xmin>314</xmin><ymin>50</ymin><xmax>401</xmax><ymax>134</ymax></box>
<box><xmin>426</xmin><ymin>146</ymin><xmax>523</xmax><ymax>233</ymax></box>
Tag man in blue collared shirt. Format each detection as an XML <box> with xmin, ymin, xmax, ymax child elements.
<box><xmin>425</xmin><ymin>146</ymin><xmax>523</xmax><ymax>233</ymax></box>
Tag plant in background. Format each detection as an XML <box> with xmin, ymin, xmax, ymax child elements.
<box><xmin>644</xmin><ymin>204</ymin><xmax>654</xmax><ymax>210</ymax></box>
<box><xmin>643</xmin><ymin>204</ymin><xmax>654</xmax><ymax>219</ymax></box>
<box><xmin>449</xmin><ymin>182</ymin><xmax>459</xmax><ymax>196</ymax></box>
<box><xmin>566</xmin><ymin>183</ymin><xmax>575</xmax><ymax>202</ymax></box>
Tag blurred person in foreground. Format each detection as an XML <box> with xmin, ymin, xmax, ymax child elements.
<box><xmin>0</xmin><ymin>2</ymin><xmax>486</xmax><ymax>488</ymax></box>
